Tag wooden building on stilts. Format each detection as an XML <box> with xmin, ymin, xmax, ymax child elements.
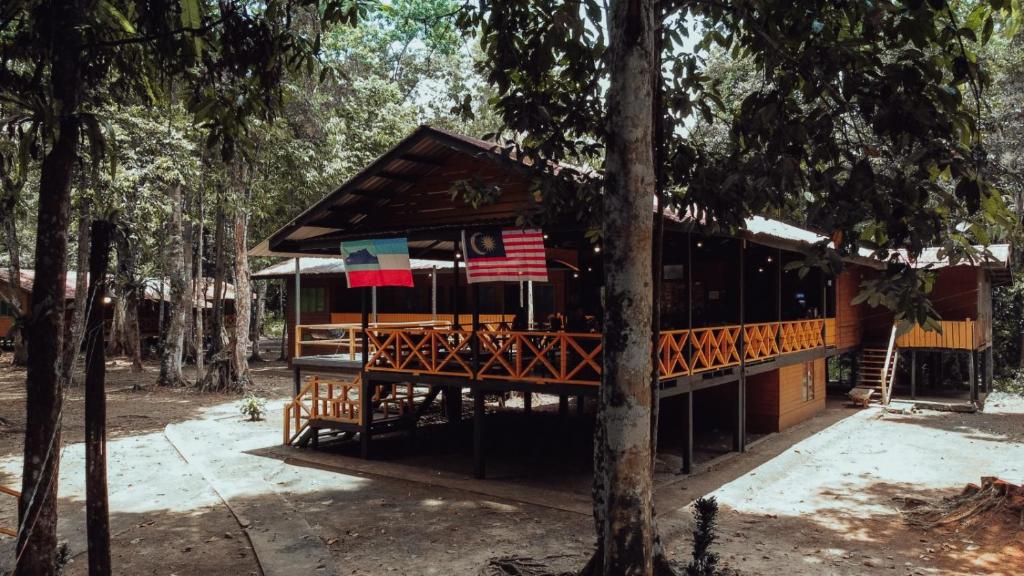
<box><xmin>250</xmin><ymin>125</ymin><xmax>1010</xmax><ymax>478</ymax></box>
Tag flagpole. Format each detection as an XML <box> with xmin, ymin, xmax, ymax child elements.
<box><xmin>527</xmin><ymin>280</ymin><xmax>534</xmax><ymax>329</ymax></box>
<box><xmin>431</xmin><ymin>265</ymin><xmax>437</xmax><ymax>321</ymax></box>
<box><xmin>371</xmin><ymin>286</ymin><xmax>377</xmax><ymax>324</ymax></box>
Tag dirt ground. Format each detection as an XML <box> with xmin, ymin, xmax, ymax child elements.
<box><xmin>0</xmin><ymin>355</ymin><xmax>1022</xmax><ymax>575</ymax></box>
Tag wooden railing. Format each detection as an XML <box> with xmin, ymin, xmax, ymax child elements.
<box><xmin>294</xmin><ymin>320</ymin><xmax>451</xmax><ymax>360</ymax></box>
<box><xmin>0</xmin><ymin>484</ymin><xmax>18</xmax><ymax>538</ymax></box>
<box><xmin>779</xmin><ymin>319</ymin><xmax>825</xmax><ymax>353</ymax></box>
<box><xmin>477</xmin><ymin>331</ymin><xmax>603</xmax><ymax>385</ymax></box>
<box><xmin>358</xmin><ymin>318</ymin><xmax>831</xmax><ymax>386</ymax></box>
<box><xmin>895</xmin><ymin>319</ymin><xmax>976</xmax><ymax>350</ymax></box>
<box><xmin>283</xmin><ymin>374</ymin><xmax>421</xmax><ymax>444</ymax></box>
<box><xmin>330</xmin><ymin>313</ymin><xmax>515</xmax><ymax>330</ymax></box>
<box><xmin>366</xmin><ymin>328</ymin><xmax>474</xmax><ymax>377</ymax></box>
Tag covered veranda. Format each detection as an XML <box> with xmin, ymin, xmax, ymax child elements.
<box><xmin>255</xmin><ymin>126</ymin><xmax>848</xmax><ymax>478</ymax></box>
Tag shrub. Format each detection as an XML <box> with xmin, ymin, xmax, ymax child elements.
<box><xmin>686</xmin><ymin>496</ymin><xmax>721</xmax><ymax>576</ymax></box>
<box><xmin>239</xmin><ymin>392</ymin><xmax>268</xmax><ymax>421</ymax></box>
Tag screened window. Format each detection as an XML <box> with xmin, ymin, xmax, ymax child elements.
<box><xmin>802</xmin><ymin>361</ymin><xmax>815</xmax><ymax>401</ymax></box>
<box><xmin>300</xmin><ymin>287</ymin><xmax>326</xmax><ymax>314</ymax></box>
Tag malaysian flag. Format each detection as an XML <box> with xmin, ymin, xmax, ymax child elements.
<box><xmin>462</xmin><ymin>228</ymin><xmax>548</xmax><ymax>283</ymax></box>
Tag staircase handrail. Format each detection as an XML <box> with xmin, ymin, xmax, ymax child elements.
<box><xmin>880</xmin><ymin>323</ymin><xmax>898</xmax><ymax>405</ymax></box>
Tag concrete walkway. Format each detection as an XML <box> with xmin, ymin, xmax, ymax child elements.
<box><xmin>163</xmin><ymin>400</ymin><xmax>353</xmax><ymax>576</ymax></box>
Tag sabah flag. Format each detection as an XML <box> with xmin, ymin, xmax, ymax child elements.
<box><xmin>341</xmin><ymin>238</ymin><xmax>414</xmax><ymax>288</ymax></box>
<box><xmin>462</xmin><ymin>228</ymin><xmax>548</xmax><ymax>283</ymax></box>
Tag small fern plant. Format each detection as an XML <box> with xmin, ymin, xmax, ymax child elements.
<box><xmin>686</xmin><ymin>496</ymin><xmax>721</xmax><ymax>576</ymax></box>
<box><xmin>239</xmin><ymin>392</ymin><xmax>268</xmax><ymax>422</ymax></box>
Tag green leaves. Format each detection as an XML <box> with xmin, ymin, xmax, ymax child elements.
<box><xmin>79</xmin><ymin>112</ymin><xmax>118</xmax><ymax>181</ymax></box>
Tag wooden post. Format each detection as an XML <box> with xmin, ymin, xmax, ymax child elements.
<box><xmin>523</xmin><ymin>391</ymin><xmax>532</xmax><ymax>414</ymax></box>
<box><xmin>682</xmin><ymin>390</ymin><xmax>693</xmax><ymax>474</ymax></box>
<box><xmin>735</xmin><ymin>239</ymin><xmax>746</xmax><ymax>453</ymax></box>
<box><xmin>985</xmin><ymin>346</ymin><xmax>994</xmax><ymax>393</ymax></box>
<box><xmin>360</xmin><ymin>288</ymin><xmax>372</xmax><ymax>459</ymax></box>
<box><xmin>431</xmin><ymin>265</ymin><xmax>437</xmax><ymax>321</ymax></box>
<box><xmin>473</xmin><ymin>389</ymin><xmax>486</xmax><ymax>478</ymax></box>
<box><xmin>776</xmin><ymin>248</ymin><xmax>783</xmax><ymax>350</ymax></box>
<box><xmin>292</xmin><ymin>364</ymin><xmax>301</xmax><ymax>397</ymax></box>
<box><xmin>360</xmin><ymin>376</ymin><xmax>373</xmax><ymax>459</ymax></box>
<box><xmin>360</xmin><ymin>289</ymin><xmax>369</xmax><ymax>369</ymax></box>
<box><xmin>969</xmin><ymin>350</ymin><xmax>977</xmax><ymax>403</ymax></box>
<box><xmin>452</xmin><ymin>238</ymin><xmax>462</xmax><ymax>329</ymax></box>
<box><xmin>471</xmin><ymin>284</ymin><xmax>481</xmax><ymax>375</ymax></box>
<box><xmin>686</xmin><ymin>232</ymin><xmax>693</xmax><ymax>367</ymax></box>
<box><xmin>576</xmin><ymin>395</ymin><xmax>585</xmax><ymax>415</ymax></box>
<box><xmin>910</xmin><ymin>350</ymin><xmax>917</xmax><ymax>399</ymax></box>
<box><xmin>294</xmin><ymin>257</ymin><xmax>301</xmax><ymax>327</ymax></box>
<box><xmin>559</xmin><ymin>394</ymin><xmax>569</xmax><ymax>418</ymax></box>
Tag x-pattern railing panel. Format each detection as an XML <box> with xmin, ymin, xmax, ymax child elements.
<box><xmin>367</xmin><ymin>328</ymin><xmax>474</xmax><ymax>377</ymax></box>
<box><xmin>477</xmin><ymin>331</ymin><xmax>603</xmax><ymax>385</ymax></box>
<box><xmin>744</xmin><ymin>323</ymin><xmax>780</xmax><ymax>361</ymax></box>
<box><xmin>779</xmin><ymin>319</ymin><xmax>824</xmax><ymax>353</ymax></box>
<box><xmin>354</xmin><ymin>320</ymin><xmax>829</xmax><ymax>385</ymax></box>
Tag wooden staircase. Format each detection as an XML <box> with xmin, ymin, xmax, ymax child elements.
<box><xmin>283</xmin><ymin>374</ymin><xmax>435</xmax><ymax>447</ymax></box>
<box><xmin>856</xmin><ymin>325</ymin><xmax>900</xmax><ymax>404</ymax></box>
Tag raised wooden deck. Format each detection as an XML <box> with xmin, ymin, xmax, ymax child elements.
<box><xmin>291</xmin><ymin>318</ymin><xmax>832</xmax><ymax>386</ymax></box>
<box><xmin>895</xmin><ymin>319</ymin><xmax>981</xmax><ymax>350</ymax></box>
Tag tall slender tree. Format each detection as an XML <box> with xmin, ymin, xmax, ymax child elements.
<box><xmin>159</xmin><ymin>183</ymin><xmax>190</xmax><ymax>386</ymax></box>
<box><xmin>1</xmin><ymin>2</ymin><xmax>365</xmax><ymax>570</ymax></box>
<box><xmin>84</xmin><ymin>219</ymin><xmax>114</xmax><ymax>576</ymax></box>
<box><xmin>460</xmin><ymin>0</ymin><xmax>1018</xmax><ymax>572</ymax></box>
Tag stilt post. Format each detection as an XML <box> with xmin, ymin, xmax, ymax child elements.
<box><xmin>682</xmin><ymin>389</ymin><xmax>693</xmax><ymax>474</ymax></box>
<box><xmin>910</xmin><ymin>350</ymin><xmax>917</xmax><ymax>399</ymax></box>
<box><xmin>473</xmin><ymin>389</ymin><xmax>486</xmax><ymax>478</ymax></box>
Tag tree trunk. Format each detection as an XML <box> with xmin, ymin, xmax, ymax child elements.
<box><xmin>193</xmin><ymin>187</ymin><xmax>206</xmax><ymax>378</ymax></box>
<box><xmin>231</xmin><ymin>162</ymin><xmax>251</xmax><ymax>385</ymax></box>
<box><xmin>18</xmin><ymin>2</ymin><xmax>85</xmax><ymax>570</ymax></box>
<box><xmin>85</xmin><ymin>220</ymin><xmax>114</xmax><ymax>576</ymax></box>
<box><xmin>199</xmin><ymin>205</ymin><xmax>237</xmax><ymax>391</ymax></box>
<box><xmin>159</xmin><ymin>183</ymin><xmax>190</xmax><ymax>386</ymax></box>
<box><xmin>591</xmin><ymin>0</ymin><xmax>657</xmax><ymax>574</ymax></box>
<box><xmin>2</xmin><ymin>201</ymin><xmax>27</xmax><ymax>366</ymax></box>
<box><xmin>105</xmin><ymin>295</ymin><xmax>125</xmax><ymax>357</ymax></box>
<box><xmin>250</xmin><ymin>279</ymin><xmax>266</xmax><ymax>362</ymax></box>
<box><xmin>61</xmin><ymin>202</ymin><xmax>91</xmax><ymax>386</ymax></box>
<box><xmin>182</xmin><ymin>217</ymin><xmax>195</xmax><ymax>363</ymax></box>
<box><xmin>113</xmin><ymin>232</ymin><xmax>143</xmax><ymax>372</ymax></box>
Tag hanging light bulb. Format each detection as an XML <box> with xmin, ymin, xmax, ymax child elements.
<box><xmin>696</xmin><ymin>241</ymin><xmax>703</xmax><ymax>248</ymax></box>
<box><xmin>594</xmin><ymin>245</ymin><xmax>601</xmax><ymax>253</ymax></box>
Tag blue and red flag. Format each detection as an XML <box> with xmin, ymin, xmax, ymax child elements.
<box><xmin>340</xmin><ymin>238</ymin><xmax>414</xmax><ymax>288</ymax></box>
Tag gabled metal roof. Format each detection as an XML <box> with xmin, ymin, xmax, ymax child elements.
<box><xmin>255</xmin><ymin>125</ymin><xmax>553</xmax><ymax>259</ymax></box>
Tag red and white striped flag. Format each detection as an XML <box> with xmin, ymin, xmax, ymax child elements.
<box><xmin>462</xmin><ymin>228</ymin><xmax>548</xmax><ymax>283</ymax></box>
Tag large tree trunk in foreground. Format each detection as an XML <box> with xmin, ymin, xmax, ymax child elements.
<box><xmin>159</xmin><ymin>184</ymin><xmax>190</xmax><ymax>386</ymax></box>
<box><xmin>62</xmin><ymin>202</ymin><xmax>91</xmax><ymax>386</ymax></box>
<box><xmin>85</xmin><ymin>220</ymin><xmax>113</xmax><ymax>576</ymax></box>
<box><xmin>2</xmin><ymin>200</ymin><xmax>27</xmax><ymax>366</ymax></box>
<box><xmin>231</xmin><ymin>167</ymin><xmax>251</xmax><ymax>384</ymax></box>
<box><xmin>18</xmin><ymin>3</ymin><xmax>84</xmax><ymax>569</ymax></box>
<box><xmin>589</xmin><ymin>0</ymin><xmax>658</xmax><ymax>574</ymax></box>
